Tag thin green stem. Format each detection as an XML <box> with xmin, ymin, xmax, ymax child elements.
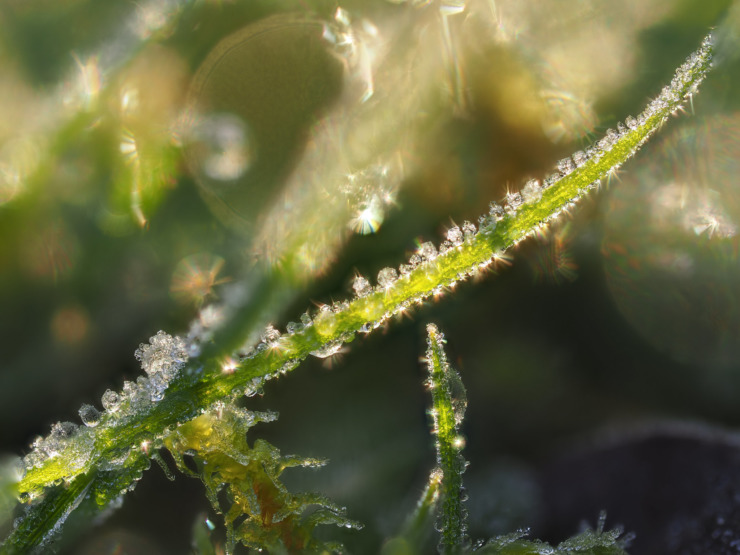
<box><xmin>426</xmin><ymin>324</ymin><xmax>467</xmax><ymax>553</ymax></box>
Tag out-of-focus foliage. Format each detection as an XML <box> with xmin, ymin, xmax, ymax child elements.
<box><xmin>1</xmin><ymin>0</ymin><xmax>739</xmax><ymax>553</ymax></box>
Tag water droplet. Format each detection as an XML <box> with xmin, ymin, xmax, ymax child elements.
<box><xmin>261</xmin><ymin>324</ymin><xmax>281</xmax><ymax>344</ymax></box>
<box><xmin>78</xmin><ymin>404</ymin><xmax>101</xmax><ymax>427</ymax></box>
<box><xmin>352</xmin><ymin>275</ymin><xmax>372</xmax><ymax>297</ymax></box>
<box><xmin>101</xmin><ymin>390</ymin><xmax>121</xmax><ymax>412</ymax></box>
<box><xmin>419</xmin><ymin>242</ymin><xmax>437</xmax><ymax>261</ymax></box>
<box><xmin>452</xmin><ymin>435</ymin><xmax>466</xmax><ymax>450</ymax></box>
<box><xmin>148</xmin><ymin>373</ymin><xmax>168</xmax><ymax>402</ymax></box>
<box><xmin>409</xmin><ymin>253</ymin><xmax>422</xmax><ymax>268</ymax></box>
<box><xmin>462</xmin><ymin>221</ymin><xmax>476</xmax><ymax>238</ymax></box>
<box><xmin>300</xmin><ymin>312</ymin><xmax>313</xmax><ymax>327</ymax></box>
<box><xmin>310</xmin><ymin>339</ymin><xmax>344</xmax><ymax>358</ymax></box>
<box><xmin>377</xmin><ymin>267</ymin><xmax>398</xmax><ymax>288</ymax></box>
<box><xmin>625</xmin><ymin>115</ymin><xmax>638</xmax><ymax>130</ymax></box>
<box><xmin>285</xmin><ymin>321</ymin><xmax>302</xmax><ymax>334</ymax></box>
<box><xmin>521</xmin><ymin>179</ymin><xmax>542</xmax><ymax>203</ymax></box>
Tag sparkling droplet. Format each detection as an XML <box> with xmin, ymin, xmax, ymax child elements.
<box><xmin>521</xmin><ymin>179</ymin><xmax>542</xmax><ymax>203</ymax></box>
<box><xmin>409</xmin><ymin>253</ymin><xmax>422</xmax><ymax>267</ymax></box>
<box><xmin>310</xmin><ymin>339</ymin><xmax>344</xmax><ymax>358</ymax></box>
<box><xmin>101</xmin><ymin>390</ymin><xmax>122</xmax><ymax>413</ymax></box>
<box><xmin>78</xmin><ymin>404</ymin><xmax>101</xmax><ymax>427</ymax></box>
<box><xmin>419</xmin><ymin>242</ymin><xmax>437</xmax><ymax>261</ymax></box>
<box><xmin>377</xmin><ymin>267</ymin><xmax>398</xmax><ymax>288</ymax></box>
<box><xmin>352</xmin><ymin>275</ymin><xmax>372</xmax><ymax>297</ymax></box>
<box><xmin>452</xmin><ymin>435</ymin><xmax>466</xmax><ymax>450</ymax></box>
<box><xmin>260</xmin><ymin>324</ymin><xmax>281</xmax><ymax>344</ymax></box>
<box><xmin>625</xmin><ymin>115</ymin><xmax>638</xmax><ymax>130</ymax></box>
<box><xmin>446</xmin><ymin>226</ymin><xmax>463</xmax><ymax>246</ymax></box>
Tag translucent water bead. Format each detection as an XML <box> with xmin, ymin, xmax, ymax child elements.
<box><xmin>101</xmin><ymin>389</ymin><xmax>121</xmax><ymax>413</ymax></box>
<box><xmin>78</xmin><ymin>404</ymin><xmax>102</xmax><ymax>427</ymax></box>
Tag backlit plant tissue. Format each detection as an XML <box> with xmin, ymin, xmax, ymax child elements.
<box><xmin>1</xmin><ymin>0</ymin><xmax>738</xmax><ymax>553</ymax></box>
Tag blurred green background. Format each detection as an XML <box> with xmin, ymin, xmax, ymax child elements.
<box><xmin>1</xmin><ymin>0</ymin><xmax>740</xmax><ymax>553</ymax></box>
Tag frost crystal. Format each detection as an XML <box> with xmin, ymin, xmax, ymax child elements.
<box><xmin>521</xmin><ymin>179</ymin><xmax>542</xmax><ymax>204</ymax></box>
<box><xmin>446</xmin><ymin>226</ymin><xmax>463</xmax><ymax>246</ymax></box>
<box><xmin>625</xmin><ymin>115</ymin><xmax>638</xmax><ymax>130</ymax></box>
<box><xmin>504</xmin><ymin>192</ymin><xmax>523</xmax><ymax>214</ymax></box>
<box><xmin>419</xmin><ymin>241</ymin><xmax>437</xmax><ymax>261</ymax></box>
<box><xmin>134</xmin><ymin>331</ymin><xmax>188</xmax><ymax>379</ymax></box>
<box><xmin>285</xmin><ymin>321</ymin><xmax>302</xmax><ymax>334</ymax></box>
<box><xmin>572</xmin><ymin>150</ymin><xmax>588</xmax><ymax>167</ymax></box>
<box><xmin>352</xmin><ymin>275</ymin><xmax>372</xmax><ymax>297</ymax></box>
<box><xmin>377</xmin><ymin>267</ymin><xmax>398</xmax><ymax>288</ymax></box>
<box><xmin>557</xmin><ymin>157</ymin><xmax>576</xmax><ymax>176</ymax></box>
<box><xmin>260</xmin><ymin>325</ymin><xmax>281</xmax><ymax>344</ymax></box>
<box><xmin>488</xmin><ymin>203</ymin><xmax>505</xmax><ymax>221</ymax></box>
<box><xmin>130</xmin><ymin>331</ymin><xmax>189</xmax><ymax>404</ymax></box>
<box><xmin>101</xmin><ymin>389</ymin><xmax>121</xmax><ymax>412</ymax></box>
<box><xmin>78</xmin><ymin>404</ymin><xmax>101</xmax><ymax>427</ymax></box>
<box><xmin>461</xmin><ymin>221</ymin><xmax>476</xmax><ymax>238</ymax></box>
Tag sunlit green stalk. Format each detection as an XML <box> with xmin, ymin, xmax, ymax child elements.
<box><xmin>425</xmin><ymin>324</ymin><xmax>467</xmax><ymax>553</ymax></box>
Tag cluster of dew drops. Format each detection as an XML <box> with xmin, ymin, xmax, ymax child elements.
<box><xmin>19</xmin><ymin>33</ymin><xmax>711</xmax><ymax>481</ymax></box>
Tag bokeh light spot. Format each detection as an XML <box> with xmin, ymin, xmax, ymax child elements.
<box><xmin>603</xmin><ymin>114</ymin><xmax>740</xmax><ymax>368</ymax></box>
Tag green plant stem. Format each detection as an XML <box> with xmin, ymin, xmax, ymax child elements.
<box><xmin>426</xmin><ymin>324</ymin><xmax>467</xmax><ymax>553</ymax></box>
